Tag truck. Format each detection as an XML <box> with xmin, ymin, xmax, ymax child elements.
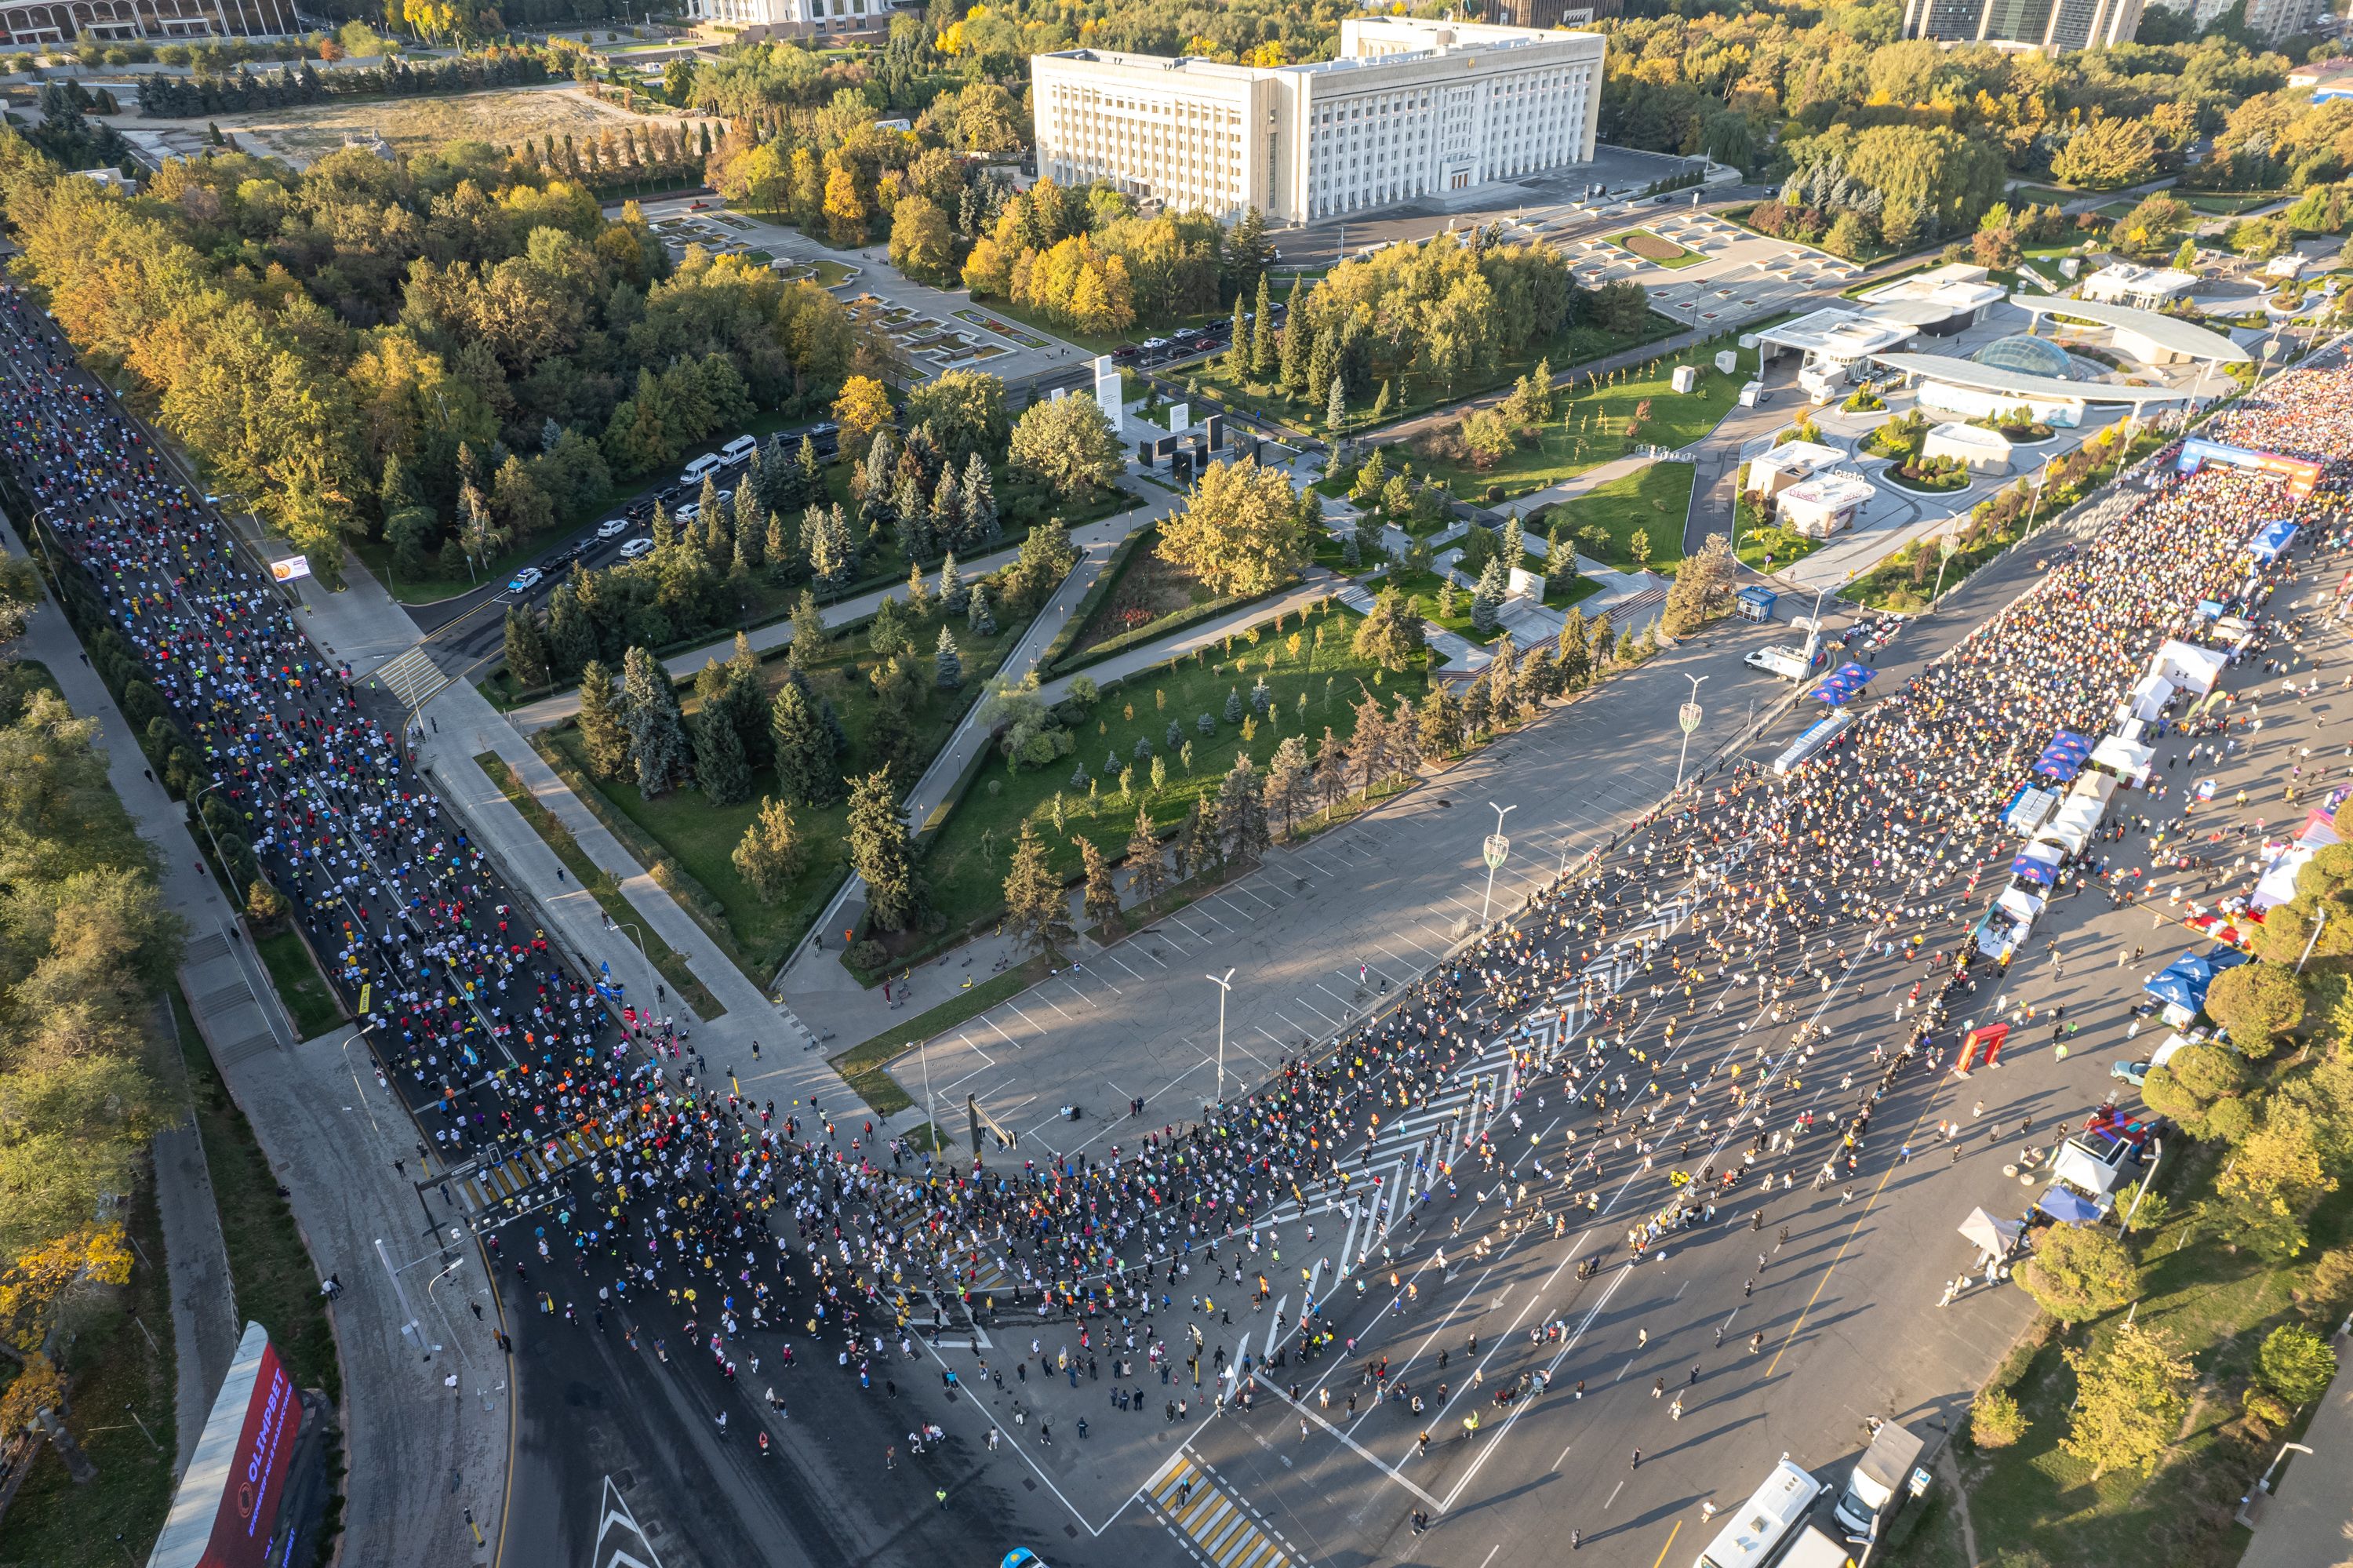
<box><xmin>1744</xmin><ymin>643</ymin><xmax>1820</xmax><ymax>682</ymax></box>
<box><xmin>1831</xmin><ymin>1421</ymin><xmax>1925</xmax><ymax>1538</ymax></box>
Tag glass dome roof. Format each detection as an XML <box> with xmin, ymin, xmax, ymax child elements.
<box><xmin>1969</xmin><ymin>334</ymin><xmax>2075</xmax><ymax>381</ymax></box>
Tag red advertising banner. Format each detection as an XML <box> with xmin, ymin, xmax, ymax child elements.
<box><xmin>201</xmin><ymin>1341</ymin><xmax>302</xmax><ymax>1568</ymax></box>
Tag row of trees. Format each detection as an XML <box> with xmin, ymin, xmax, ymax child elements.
<box><xmin>0</xmin><ymin>562</ymin><xmax>187</xmax><ymax>1439</ymax></box>
<box><xmin>136</xmin><ymin>46</ymin><xmax>554</xmax><ymax>118</ymax></box>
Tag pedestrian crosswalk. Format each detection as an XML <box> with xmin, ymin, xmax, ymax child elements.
<box><xmin>373</xmin><ymin>644</ymin><xmax>451</xmax><ymax>713</ymax></box>
<box><xmin>1144</xmin><ymin>1453</ymin><xmax>1302</xmax><ymax>1568</ymax></box>
<box><xmin>448</xmin><ymin>1126</ymin><xmax>606</xmax><ymax>1225</ymax></box>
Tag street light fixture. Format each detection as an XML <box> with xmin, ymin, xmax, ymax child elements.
<box><xmin>1479</xmin><ymin>801</ymin><xmax>1518</xmax><ymax>925</ymax></box>
<box><xmin>1206</xmin><ymin>967</ymin><xmax>1235</xmax><ymax>1109</ymax></box>
<box><xmin>1675</xmin><ymin>672</ymin><xmax>1709</xmax><ymax>789</ymax></box>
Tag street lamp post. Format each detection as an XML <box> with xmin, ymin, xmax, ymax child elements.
<box><xmin>1479</xmin><ymin>801</ymin><xmax>1518</xmax><ymax>926</ymax></box>
<box><xmin>1206</xmin><ymin>968</ymin><xmax>1235</xmax><ymax>1109</ymax></box>
<box><xmin>1930</xmin><ymin>528</ymin><xmax>1962</xmax><ymax>605</ymax></box>
<box><xmin>1675</xmin><ymin>673</ymin><xmax>1709</xmax><ymax>789</ymax></box>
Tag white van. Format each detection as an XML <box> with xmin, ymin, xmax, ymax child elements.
<box><xmin>679</xmin><ymin>453</ymin><xmax>726</xmax><ymax>487</ymax></box>
<box><xmin>718</xmin><ymin>434</ymin><xmax>758</xmax><ymax>467</ymax></box>
<box><xmin>1696</xmin><ymin>1457</ymin><xmax>1824</xmax><ymax>1568</ymax></box>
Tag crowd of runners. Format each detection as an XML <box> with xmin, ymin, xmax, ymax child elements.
<box><xmin>2</xmin><ymin>275</ymin><xmax>2346</xmax><ymax>1453</ymax></box>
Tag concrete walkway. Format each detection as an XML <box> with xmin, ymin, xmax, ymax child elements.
<box><xmin>1</xmin><ymin>518</ymin><xmax>512</xmax><ymax>1567</ymax></box>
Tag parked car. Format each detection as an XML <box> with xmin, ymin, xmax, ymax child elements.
<box><xmin>596</xmin><ymin>518</ymin><xmax>631</xmax><ymax>539</ymax></box>
<box><xmin>676</xmin><ymin>503</ymin><xmax>700</xmax><ymax>523</ymax></box>
<box><xmin>506</xmin><ymin>566</ymin><xmax>544</xmax><ymax>592</ymax></box>
<box><xmin>2111</xmin><ymin>1060</ymin><xmax>2151</xmax><ymax>1088</ymax></box>
<box><xmin>617</xmin><ymin>537</ymin><xmax>655</xmax><ymax>560</ymax></box>
<box><xmin>1141</xmin><ymin>337</ymin><xmax>1171</xmax><ymax>352</ymax></box>
<box><xmin>1112</xmin><ymin>345</ymin><xmax>1140</xmax><ymax>362</ymax></box>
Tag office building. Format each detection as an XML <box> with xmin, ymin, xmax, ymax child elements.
<box><xmin>1031</xmin><ymin>17</ymin><xmax>1604</xmax><ymax>224</ymax></box>
<box><xmin>1898</xmin><ymin>0</ymin><xmax>2144</xmax><ymax>51</ymax></box>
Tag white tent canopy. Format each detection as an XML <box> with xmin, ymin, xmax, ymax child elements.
<box><xmin>2089</xmin><ymin>736</ymin><xmax>2155</xmax><ymax>786</ymax></box>
<box><xmin>2039</xmin><ymin>795</ymin><xmax>2107</xmax><ymax>856</ymax></box>
<box><xmin>2153</xmin><ymin>639</ymin><xmax>2229</xmax><ymax>695</ymax></box>
<box><xmin>2122</xmin><ymin>672</ymin><xmax>2176</xmax><ymax>723</ymax></box>
<box><xmin>1958</xmin><ymin>1207</ymin><xmax>2024</xmax><ymax>1259</ymax></box>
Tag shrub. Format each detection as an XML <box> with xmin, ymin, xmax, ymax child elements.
<box><xmin>2257</xmin><ymin>1322</ymin><xmax>2338</xmax><ymax>1406</ymax></box>
<box><xmin>849</xmin><ymin>938</ymin><xmax>889</xmax><ymax>971</ymax></box>
<box><xmin>1972</xmin><ymin>1388</ymin><xmax>2029</xmax><ymax>1448</ymax></box>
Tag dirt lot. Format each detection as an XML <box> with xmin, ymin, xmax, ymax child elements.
<box><xmin>168</xmin><ymin>84</ymin><xmax>721</xmax><ymax>166</ymax></box>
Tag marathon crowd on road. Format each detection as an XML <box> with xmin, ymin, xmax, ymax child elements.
<box><xmin>5</xmin><ymin>273</ymin><xmax>2349</xmax><ymax>1457</ymax></box>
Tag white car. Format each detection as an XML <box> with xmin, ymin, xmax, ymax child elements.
<box><xmin>676</xmin><ymin>503</ymin><xmax>700</xmax><ymax>523</ymax></box>
<box><xmin>596</xmin><ymin>518</ymin><xmax>630</xmax><ymax>539</ymax></box>
<box><xmin>617</xmin><ymin>537</ymin><xmax>654</xmax><ymax>560</ymax></box>
<box><xmin>506</xmin><ymin>566</ymin><xmax>544</xmax><ymax>592</ymax></box>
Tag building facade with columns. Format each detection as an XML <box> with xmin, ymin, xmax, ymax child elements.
<box><xmin>1031</xmin><ymin>17</ymin><xmax>1604</xmax><ymax>225</ymax></box>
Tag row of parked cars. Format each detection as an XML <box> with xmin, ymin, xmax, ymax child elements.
<box><xmin>502</xmin><ymin>422</ymin><xmax>840</xmax><ymax>595</ymax></box>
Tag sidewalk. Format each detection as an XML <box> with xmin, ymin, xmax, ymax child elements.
<box><xmin>2</xmin><ymin>520</ymin><xmax>511</xmax><ymax>1568</ymax></box>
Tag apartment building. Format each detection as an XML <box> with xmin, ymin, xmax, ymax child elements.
<box><xmin>1031</xmin><ymin>17</ymin><xmax>1605</xmax><ymax>225</ymax></box>
<box><xmin>1898</xmin><ymin>0</ymin><xmax>2144</xmax><ymax>51</ymax></box>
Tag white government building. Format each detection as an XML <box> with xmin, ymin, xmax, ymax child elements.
<box><xmin>1031</xmin><ymin>18</ymin><xmax>1606</xmax><ymax>224</ymax></box>
<box><xmin>686</xmin><ymin>0</ymin><xmax>895</xmax><ymax>40</ymax></box>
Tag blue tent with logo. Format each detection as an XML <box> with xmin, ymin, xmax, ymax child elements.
<box><xmin>2032</xmin><ymin>731</ymin><xmax>2094</xmax><ymax>782</ymax></box>
<box><xmin>2247</xmin><ymin>518</ymin><xmax>2298</xmax><ymax>565</ymax></box>
<box><xmin>2143</xmin><ymin>945</ymin><xmax>2252</xmax><ymax>1014</ymax></box>
<box><xmin>1812</xmin><ymin>661</ymin><xmax>1876</xmax><ymax>705</ymax></box>
<box><xmin>2035</xmin><ymin>1185</ymin><xmax>2105</xmax><ymax>1226</ymax></box>
<box><xmin>2010</xmin><ymin>841</ymin><xmax>2063</xmax><ymax>887</ymax></box>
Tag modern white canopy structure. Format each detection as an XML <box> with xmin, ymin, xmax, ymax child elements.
<box><xmin>2009</xmin><ymin>297</ymin><xmax>2252</xmax><ymax>368</ymax></box>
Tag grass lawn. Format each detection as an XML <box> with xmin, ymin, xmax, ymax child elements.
<box><xmin>1959</xmin><ymin>1141</ymin><xmax>2351</xmax><ymax>1568</ymax></box>
<box><xmin>1409</xmin><ymin>351</ymin><xmax>1743</xmax><ymax>509</ymax></box>
<box><xmin>475</xmin><ymin>752</ymin><xmax>729</xmax><ymax>1020</ymax></box>
<box><xmin>1604</xmin><ymin>228</ymin><xmax>1706</xmax><ymax>269</ymax></box>
<box><xmin>0</xmin><ymin>1170</ymin><xmax>176</xmax><ymax>1568</ymax></box>
<box><xmin>2184</xmin><ymin>191</ymin><xmax>2285</xmax><ymax>216</ymax></box>
<box><xmin>920</xmin><ymin>602</ymin><xmax>1427</xmax><ymax>934</ymax></box>
<box><xmin>1178</xmin><ymin>314</ymin><xmax>1678</xmax><ymax>437</ymax></box>
<box><xmin>2007</xmin><ymin>183</ymin><xmax>2081</xmax><ymax>207</ymax></box>
<box><xmin>254</xmin><ymin>926</ymin><xmax>342</xmax><ymax>1039</ymax></box>
<box><xmin>1527</xmin><ymin>460</ymin><xmax>1697</xmax><ymax>574</ymax></box>
<box><xmin>1735</xmin><ymin>518</ymin><xmax>1824</xmax><ymax>574</ymax></box>
<box><xmin>973</xmin><ymin>293</ymin><xmax>1227</xmax><ymax>358</ymax></box>
<box><xmin>540</xmin><ymin>611</ymin><xmax>1023</xmax><ymax>977</ymax></box>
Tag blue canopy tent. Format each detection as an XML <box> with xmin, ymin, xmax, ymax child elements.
<box><xmin>2010</xmin><ymin>841</ymin><xmax>2063</xmax><ymax>887</ymax></box>
<box><xmin>2032</xmin><ymin>731</ymin><xmax>2095</xmax><ymax>782</ymax></box>
<box><xmin>2143</xmin><ymin>945</ymin><xmax>2252</xmax><ymax>1014</ymax></box>
<box><xmin>2036</xmin><ymin>1185</ymin><xmax>2104</xmax><ymax>1226</ymax></box>
<box><xmin>2247</xmin><ymin>518</ymin><xmax>2299</xmax><ymax>566</ymax></box>
<box><xmin>1812</xmin><ymin>662</ymin><xmax>1876</xmax><ymax>705</ymax></box>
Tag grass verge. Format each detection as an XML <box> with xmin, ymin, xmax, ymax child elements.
<box><xmin>473</xmin><ymin>752</ymin><xmax>729</xmax><ymax>1020</ymax></box>
<box><xmin>254</xmin><ymin>928</ymin><xmax>343</xmax><ymax>1039</ymax></box>
<box><xmin>1528</xmin><ymin>460</ymin><xmax>1697</xmax><ymax>574</ymax></box>
<box><xmin>828</xmin><ymin>952</ymin><xmax>1056</xmax><ymax>1114</ymax></box>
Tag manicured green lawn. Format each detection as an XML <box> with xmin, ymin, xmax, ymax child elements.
<box><xmin>1604</xmin><ymin>228</ymin><xmax>1706</xmax><ymax>269</ymax></box>
<box><xmin>1410</xmin><ymin>352</ymin><xmax>1742</xmax><ymax>508</ymax></box>
<box><xmin>1177</xmin><ymin>315</ymin><xmax>1678</xmax><ymax>436</ymax></box>
<box><xmin>254</xmin><ymin>927</ymin><xmax>342</xmax><ymax>1039</ymax></box>
<box><xmin>2184</xmin><ymin>191</ymin><xmax>2285</xmax><ymax>216</ymax></box>
<box><xmin>1529</xmin><ymin>460</ymin><xmax>1697</xmax><ymax>573</ymax></box>
<box><xmin>922</xmin><ymin>603</ymin><xmax>1426</xmax><ymax>933</ymax></box>
<box><xmin>1734</xmin><ymin>519</ymin><xmax>1823</xmax><ymax>573</ymax></box>
<box><xmin>544</xmin><ymin>613</ymin><xmax>1022</xmax><ymax>976</ymax></box>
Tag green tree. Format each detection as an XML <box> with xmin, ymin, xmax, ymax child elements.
<box><xmin>732</xmin><ymin>795</ymin><xmax>808</xmax><ymax>903</ymax></box>
<box><xmin>2049</xmin><ymin>116</ymin><xmax>2160</xmax><ymax>191</ymax></box>
<box><xmin>1352</xmin><ymin>584</ymin><xmax>1426</xmax><ymax>671</ymax></box>
<box><xmin>2019</xmin><ymin>1222</ymin><xmax>2137</xmax><ymax>1326</ymax></box>
<box><xmin>620</xmin><ymin>646</ymin><xmax>689</xmax><ymax>795</ymax></box>
<box><xmin>2257</xmin><ymin>1323</ymin><xmax>2338</xmax><ymax>1407</ymax></box>
<box><xmin>888</xmin><ymin>195</ymin><xmax>957</xmax><ymax>282</ymax></box>
<box><xmin>1470</xmin><ymin>557</ymin><xmax>1508</xmax><ymax>635</ymax></box>
<box><xmin>1250</xmin><ymin>271</ymin><xmax>1277</xmax><ymax>380</ymax></box>
<box><xmin>504</xmin><ymin>603</ymin><xmax>551</xmax><ymax>691</ymax></box>
<box><xmin>576</xmin><ymin>659</ymin><xmax>629</xmax><ymax>780</ymax></box>
<box><xmin>694</xmin><ymin>708</ymin><xmax>751</xmax><ymax>806</ymax></box>
<box><xmin>1124</xmin><ymin>805</ymin><xmax>1169</xmax><ymax>906</ymax></box>
<box><xmin>2062</xmin><ymin>1323</ymin><xmax>2193</xmax><ymax>1479</ymax></box>
<box><xmin>790</xmin><ymin>586</ymin><xmax>829</xmax><ymax>668</ymax></box>
<box><xmin>1002</xmin><ymin>818</ymin><xmax>1070</xmax><ymax>953</ymax></box>
<box><xmin>1213</xmin><ymin>752</ymin><xmax>1270</xmax><ymax>864</ymax></box>
<box><xmin>1009</xmin><ymin>393</ymin><xmax>1123</xmax><ymax>500</ymax></box>
<box><xmin>1158</xmin><ymin>459</ymin><xmax>1307</xmax><ymax>597</ymax></box>
<box><xmin>769</xmin><ymin>675</ymin><xmax>844</xmax><ymax>807</ymax></box>
<box><xmin>2205</xmin><ymin>963</ymin><xmax>2307</xmax><ymax>1055</ymax></box>
<box><xmin>846</xmin><ymin>766</ymin><xmax>921</xmax><ymax>932</ymax></box>
<box><xmin>1078</xmin><ymin>835</ymin><xmax>1121</xmax><ymax>932</ymax></box>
